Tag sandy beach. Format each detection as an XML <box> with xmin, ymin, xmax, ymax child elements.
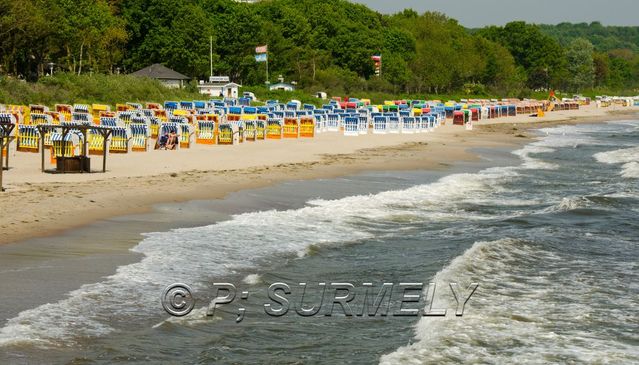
<box><xmin>1</xmin><ymin>104</ymin><xmax>637</xmax><ymax>245</ymax></box>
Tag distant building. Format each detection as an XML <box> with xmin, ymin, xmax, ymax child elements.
<box><xmin>130</xmin><ymin>63</ymin><xmax>190</xmax><ymax>89</ymax></box>
<box><xmin>269</xmin><ymin>75</ymin><xmax>296</xmax><ymax>92</ymax></box>
<box><xmin>198</xmin><ymin>76</ymin><xmax>242</xmax><ymax>98</ymax></box>
<box><xmin>269</xmin><ymin>82</ymin><xmax>296</xmax><ymax>92</ymax></box>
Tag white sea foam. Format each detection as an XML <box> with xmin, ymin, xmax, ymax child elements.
<box><xmin>545</xmin><ymin>196</ymin><xmax>590</xmax><ymax>212</ymax></box>
<box><xmin>0</xmin><ymin>154</ymin><xmax>523</xmax><ymax>348</ymax></box>
<box><xmin>594</xmin><ymin>146</ymin><xmax>639</xmax><ymax>178</ymax></box>
<box><xmin>380</xmin><ymin>238</ymin><xmax>639</xmax><ymax>364</ymax></box>
<box><xmin>242</xmin><ymin>274</ymin><xmax>262</xmax><ymax>285</ymax></box>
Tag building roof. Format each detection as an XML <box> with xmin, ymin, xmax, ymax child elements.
<box><xmin>269</xmin><ymin>82</ymin><xmax>295</xmax><ymax>90</ymax></box>
<box><xmin>130</xmin><ymin>63</ymin><xmax>190</xmax><ymax>80</ymax></box>
<box><xmin>198</xmin><ymin>82</ymin><xmax>242</xmax><ymax>88</ymax></box>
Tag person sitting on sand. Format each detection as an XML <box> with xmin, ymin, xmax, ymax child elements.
<box><xmin>157</xmin><ymin>132</ymin><xmax>169</xmax><ymax>150</ymax></box>
<box><xmin>166</xmin><ymin>131</ymin><xmax>179</xmax><ymax>150</ymax></box>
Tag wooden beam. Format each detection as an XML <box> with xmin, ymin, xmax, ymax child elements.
<box><xmin>0</xmin><ymin>135</ymin><xmax>4</xmax><ymax>192</ymax></box>
<box><xmin>0</xmin><ymin>123</ymin><xmax>15</xmax><ymax>192</ymax></box>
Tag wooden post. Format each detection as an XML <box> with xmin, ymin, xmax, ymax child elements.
<box><xmin>61</xmin><ymin>127</ymin><xmax>68</xmax><ymax>174</ymax></box>
<box><xmin>100</xmin><ymin>129</ymin><xmax>111</xmax><ymax>173</ymax></box>
<box><xmin>0</xmin><ymin>123</ymin><xmax>15</xmax><ymax>192</ymax></box>
<box><xmin>40</xmin><ymin>126</ymin><xmax>45</xmax><ymax>172</ymax></box>
<box><xmin>0</xmin><ymin>134</ymin><xmax>4</xmax><ymax>192</ymax></box>
<box><xmin>81</xmin><ymin>126</ymin><xmax>88</xmax><ymax>173</ymax></box>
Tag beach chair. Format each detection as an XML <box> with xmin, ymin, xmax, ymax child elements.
<box><xmin>43</xmin><ymin>111</ymin><xmax>64</xmax><ymax>125</ymax></box>
<box><xmin>358</xmin><ymin>116</ymin><xmax>368</xmax><ymax>135</ymax></box>
<box><xmin>313</xmin><ymin>115</ymin><xmax>323</xmax><ymax>134</ymax></box>
<box><xmin>471</xmin><ymin>108</ymin><xmax>480</xmax><ymax>121</ymax></box>
<box><xmin>453</xmin><ymin>111</ymin><xmax>465</xmax><ymax>125</ymax></box>
<box><xmin>179</xmin><ymin>101</ymin><xmax>194</xmax><ymax>111</ymax></box>
<box><xmin>89</xmin><ymin>118</ymin><xmax>118</xmax><ymax>155</ymax></box>
<box><xmin>176</xmin><ymin>123</ymin><xmax>194</xmax><ymax>148</ymax></box>
<box><xmin>217</xmin><ymin>122</ymin><xmax>238</xmax><ymax>145</ymax></box>
<box><xmin>266</xmin><ymin>118</ymin><xmax>283</xmax><ymax>140</ymax></box>
<box><xmin>109</xmin><ymin>126</ymin><xmax>130</xmax><ymax>153</ymax></box>
<box><xmin>417</xmin><ymin>116</ymin><xmax>427</xmax><ymax>133</ymax></box>
<box><xmin>195</xmin><ymin>116</ymin><xmax>218</xmax><ymax>145</ymax></box>
<box><xmin>157</xmin><ymin>123</ymin><xmax>180</xmax><ymax>150</ymax></box>
<box><xmin>286</xmin><ymin>101</ymin><xmax>300</xmax><ymax>111</ymax></box>
<box><xmin>283</xmin><ymin>117</ymin><xmax>299</xmax><ymax>138</ymax></box>
<box><xmin>401</xmin><ymin>117</ymin><xmax>416</xmax><ymax>134</ymax></box>
<box><xmin>118</xmin><ymin>111</ymin><xmax>137</xmax><ymax>125</ymax></box>
<box><xmin>129</xmin><ymin>123</ymin><xmax>149</xmax><ymax>152</ymax></box>
<box><xmin>0</xmin><ymin>113</ymin><xmax>16</xmax><ymax>158</ymax></box>
<box><xmin>91</xmin><ymin>104</ymin><xmax>110</xmax><ymax>124</ymax></box>
<box><xmin>116</xmin><ymin>103</ymin><xmax>131</xmax><ymax>112</ymax></box>
<box><xmin>388</xmin><ymin>116</ymin><xmax>400</xmax><ymax>133</ymax></box>
<box><xmin>73</xmin><ymin>104</ymin><xmax>91</xmax><ymax>114</ymax></box>
<box><xmin>326</xmin><ymin>114</ymin><xmax>340</xmax><ymax>132</ymax></box>
<box><xmin>146</xmin><ymin>117</ymin><xmax>161</xmax><ymax>138</ymax></box>
<box><xmin>29</xmin><ymin>113</ymin><xmax>52</xmax><ymax>125</ymax></box>
<box><xmin>54</xmin><ymin>104</ymin><xmax>73</xmax><ymax>123</ymax></box>
<box><xmin>256</xmin><ymin>120</ymin><xmax>266</xmax><ymax>140</ymax></box>
<box><xmin>71</xmin><ymin>112</ymin><xmax>92</xmax><ymax>126</ymax></box>
<box><xmin>299</xmin><ymin>116</ymin><xmax>315</xmax><ymax>138</ymax></box>
<box><xmin>243</xmin><ymin>120</ymin><xmax>257</xmax><ymax>141</ymax></box>
<box><xmin>343</xmin><ymin>117</ymin><xmax>359</xmax><ymax>136</ymax></box>
<box><xmin>17</xmin><ymin>125</ymin><xmax>40</xmax><ymax>152</ymax></box>
<box><xmin>88</xmin><ymin>127</ymin><xmax>105</xmax><ymax>156</ymax></box>
<box><xmin>99</xmin><ymin>117</ymin><xmax>119</xmax><ymax>127</ymax></box>
<box><xmin>29</xmin><ymin>113</ymin><xmax>54</xmax><ymax>146</ymax></box>
<box><xmin>373</xmin><ymin>116</ymin><xmax>387</xmax><ymax>134</ymax></box>
<box><xmin>164</xmin><ymin>101</ymin><xmax>179</xmax><ymax>112</ymax></box>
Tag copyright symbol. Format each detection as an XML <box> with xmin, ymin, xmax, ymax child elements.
<box><xmin>161</xmin><ymin>283</ymin><xmax>195</xmax><ymax>317</ymax></box>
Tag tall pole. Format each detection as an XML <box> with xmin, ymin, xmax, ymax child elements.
<box><xmin>0</xmin><ymin>134</ymin><xmax>4</xmax><ymax>192</ymax></box>
<box><xmin>266</xmin><ymin>52</ymin><xmax>269</xmax><ymax>84</ymax></box>
<box><xmin>209</xmin><ymin>36</ymin><xmax>213</xmax><ymax>78</ymax></box>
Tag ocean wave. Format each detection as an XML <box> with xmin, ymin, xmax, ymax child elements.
<box><xmin>544</xmin><ymin>196</ymin><xmax>590</xmax><ymax>213</ymax></box>
<box><xmin>0</xmin><ymin>155</ymin><xmax>523</xmax><ymax>348</ymax></box>
<box><xmin>380</xmin><ymin>237</ymin><xmax>639</xmax><ymax>364</ymax></box>
<box><xmin>594</xmin><ymin>146</ymin><xmax>639</xmax><ymax>179</ymax></box>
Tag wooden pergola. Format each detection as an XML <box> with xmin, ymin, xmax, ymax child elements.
<box><xmin>0</xmin><ymin>121</ymin><xmax>16</xmax><ymax>192</ymax></box>
<box><xmin>35</xmin><ymin>124</ymin><xmax>114</xmax><ymax>173</ymax></box>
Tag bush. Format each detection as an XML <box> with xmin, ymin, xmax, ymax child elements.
<box><xmin>0</xmin><ymin>73</ymin><xmax>202</xmax><ymax>107</ymax></box>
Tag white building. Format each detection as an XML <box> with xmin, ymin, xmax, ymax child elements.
<box><xmin>198</xmin><ymin>76</ymin><xmax>241</xmax><ymax>98</ymax></box>
<box><xmin>269</xmin><ymin>82</ymin><xmax>295</xmax><ymax>92</ymax></box>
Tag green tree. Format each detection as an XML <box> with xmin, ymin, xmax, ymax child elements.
<box><xmin>566</xmin><ymin>38</ymin><xmax>594</xmax><ymax>91</ymax></box>
<box><xmin>478</xmin><ymin>22</ymin><xmax>567</xmax><ymax>90</ymax></box>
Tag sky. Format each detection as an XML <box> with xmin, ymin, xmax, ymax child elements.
<box><xmin>350</xmin><ymin>0</ymin><xmax>639</xmax><ymax>28</ymax></box>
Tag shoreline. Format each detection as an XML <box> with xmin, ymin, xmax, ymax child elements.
<box><xmin>1</xmin><ymin>105</ymin><xmax>637</xmax><ymax>246</ymax></box>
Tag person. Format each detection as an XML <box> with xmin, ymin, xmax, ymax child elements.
<box><xmin>166</xmin><ymin>130</ymin><xmax>179</xmax><ymax>150</ymax></box>
<box><xmin>157</xmin><ymin>132</ymin><xmax>169</xmax><ymax>149</ymax></box>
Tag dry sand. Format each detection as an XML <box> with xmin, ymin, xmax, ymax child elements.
<box><xmin>1</xmin><ymin>104</ymin><xmax>637</xmax><ymax>245</ymax></box>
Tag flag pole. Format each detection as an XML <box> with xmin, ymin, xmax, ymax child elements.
<box><xmin>209</xmin><ymin>36</ymin><xmax>213</xmax><ymax>78</ymax></box>
<box><xmin>266</xmin><ymin>51</ymin><xmax>269</xmax><ymax>84</ymax></box>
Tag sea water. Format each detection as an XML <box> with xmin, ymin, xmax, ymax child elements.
<box><xmin>0</xmin><ymin>120</ymin><xmax>637</xmax><ymax>364</ymax></box>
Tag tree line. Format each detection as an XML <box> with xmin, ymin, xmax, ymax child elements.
<box><xmin>1</xmin><ymin>0</ymin><xmax>638</xmax><ymax>96</ymax></box>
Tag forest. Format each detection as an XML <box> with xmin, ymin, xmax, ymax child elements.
<box><xmin>1</xmin><ymin>0</ymin><xmax>638</xmax><ymax>98</ymax></box>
